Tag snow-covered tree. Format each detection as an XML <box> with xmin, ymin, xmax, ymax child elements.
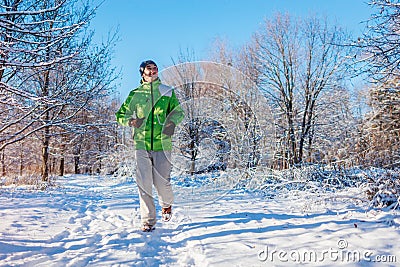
<box><xmin>0</xmin><ymin>0</ymin><xmax>118</xmax><ymax>181</ymax></box>
<box><xmin>0</xmin><ymin>0</ymin><xmax>73</xmax><ymax>82</ymax></box>
<box><xmin>354</xmin><ymin>0</ymin><xmax>400</xmax><ymax>168</ymax></box>
<box><xmin>246</xmin><ymin>13</ymin><xmax>354</xmax><ymax>167</ymax></box>
<box><xmin>160</xmin><ymin>60</ymin><xmax>270</xmax><ymax>175</ymax></box>
<box><xmin>361</xmin><ymin>78</ymin><xmax>400</xmax><ymax>168</ymax></box>
<box><xmin>358</xmin><ymin>0</ymin><xmax>400</xmax><ymax>82</ymax></box>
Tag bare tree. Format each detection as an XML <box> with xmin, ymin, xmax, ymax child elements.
<box><xmin>357</xmin><ymin>0</ymin><xmax>400</xmax><ymax>82</ymax></box>
<box><xmin>353</xmin><ymin>1</ymin><xmax>400</xmax><ymax>168</ymax></box>
<box><xmin>361</xmin><ymin>78</ymin><xmax>400</xmax><ymax>168</ymax></box>
<box><xmin>0</xmin><ymin>0</ymin><xmax>118</xmax><ymax>181</ymax></box>
<box><xmin>248</xmin><ymin>13</ymin><xmax>353</xmax><ymax>167</ymax></box>
<box><xmin>311</xmin><ymin>86</ymin><xmax>361</xmax><ymax>166</ymax></box>
<box><xmin>0</xmin><ymin>0</ymin><xmax>80</xmax><ymax>82</ymax></box>
<box><xmin>161</xmin><ymin>56</ymin><xmax>270</xmax><ymax>175</ymax></box>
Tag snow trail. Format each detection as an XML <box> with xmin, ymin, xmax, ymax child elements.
<box><xmin>0</xmin><ymin>174</ymin><xmax>399</xmax><ymax>266</ymax></box>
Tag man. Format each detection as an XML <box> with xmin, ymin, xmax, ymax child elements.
<box><xmin>116</xmin><ymin>60</ymin><xmax>184</xmax><ymax>232</ymax></box>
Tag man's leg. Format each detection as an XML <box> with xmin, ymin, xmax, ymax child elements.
<box><xmin>135</xmin><ymin>150</ymin><xmax>156</xmax><ymax>226</ymax></box>
<box><xmin>152</xmin><ymin>151</ymin><xmax>174</xmax><ymax>209</ymax></box>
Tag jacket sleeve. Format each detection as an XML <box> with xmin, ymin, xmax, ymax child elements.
<box><xmin>167</xmin><ymin>90</ymin><xmax>185</xmax><ymax>126</ymax></box>
<box><xmin>115</xmin><ymin>90</ymin><xmax>136</xmax><ymax>126</ymax></box>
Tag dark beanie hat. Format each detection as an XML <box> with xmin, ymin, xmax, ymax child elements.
<box><xmin>139</xmin><ymin>60</ymin><xmax>157</xmax><ymax>75</ymax></box>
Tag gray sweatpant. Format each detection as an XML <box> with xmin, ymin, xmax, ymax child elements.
<box><xmin>135</xmin><ymin>150</ymin><xmax>174</xmax><ymax>226</ymax></box>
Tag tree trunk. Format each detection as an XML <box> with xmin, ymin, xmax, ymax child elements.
<box><xmin>41</xmin><ymin>128</ymin><xmax>50</xmax><ymax>181</ymax></box>
<box><xmin>59</xmin><ymin>157</ymin><xmax>64</xmax><ymax>176</ymax></box>
<box><xmin>74</xmin><ymin>155</ymin><xmax>80</xmax><ymax>174</ymax></box>
<box><xmin>19</xmin><ymin>145</ymin><xmax>23</xmax><ymax>176</ymax></box>
<box><xmin>41</xmin><ymin>69</ymin><xmax>50</xmax><ymax>182</ymax></box>
<box><xmin>59</xmin><ymin>139</ymin><xmax>66</xmax><ymax>176</ymax></box>
<box><xmin>1</xmin><ymin>149</ymin><xmax>5</xmax><ymax>176</ymax></box>
<box><xmin>190</xmin><ymin>160</ymin><xmax>195</xmax><ymax>175</ymax></box>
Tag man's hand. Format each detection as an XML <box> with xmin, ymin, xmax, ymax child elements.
<box><xmin>162</xmin><ymin>121</ymin><xmax>175</xmax><ymax>136</ymax></box>
<box><xmin>129</xmin><ymin>118</ymin><xmax>144</xmax><ymax>128</ymax></box>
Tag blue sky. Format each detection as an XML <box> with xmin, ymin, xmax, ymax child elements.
<box><xmin>90</xmin><ymin>0</ymin><xmax>374</xmax><ymax>98</ymax></box>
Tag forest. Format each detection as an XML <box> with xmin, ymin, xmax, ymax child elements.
<box><xmin>1</xmin><ymin>0</ymin><xmax>399</xmax><ymax>208</ymax></box>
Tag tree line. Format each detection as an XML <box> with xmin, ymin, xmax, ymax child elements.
<box><xmin>1</xmin><ymin>0</ymin><xmax>399</xmax><ymax>182</ymax></box>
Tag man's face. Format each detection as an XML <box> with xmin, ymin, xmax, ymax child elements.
<box><xmin>142</xmin><ymin>64</ymin><xmax>158</xmax><ymax>82</ymax></box>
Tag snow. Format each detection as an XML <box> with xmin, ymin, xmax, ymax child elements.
<box><xmin>1</xmin><ymin>174</ymin><xmax>399</xmax><ymax>266</ymax></box>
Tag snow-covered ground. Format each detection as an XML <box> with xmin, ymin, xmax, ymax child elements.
<box><xmin>0</xmin><ymin>174</ymin><xmax>399</xmax><ymax>266</ymax></box>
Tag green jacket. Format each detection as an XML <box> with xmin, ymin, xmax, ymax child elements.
<box><xmin>115</xmin><ymin>78</ymin><xmax>184</xmax><ymax>151</ymax></box>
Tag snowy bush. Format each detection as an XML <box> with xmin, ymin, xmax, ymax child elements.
<box><xmin>244</xmin><ymin>164</ymin><xmax>367</xmax><ymax>193</ymax></box>
<box><xmin>0</xmin><ymin>174</ymin><xmax>56</xmax><ymax>190</ymax></box>
<box><xmin>98</xmin><ymin>144</ymin><xmax>136</xmax><ymax>180</ymax></box>
<box><xmin>238</xmin><ymin>165</ymin><xmax>400</xmax><ymax>210</ymax></box>
<box><xmin>362</xmin><ymin>168</ymin><xmax>400</xmax><ymax>209</ymax></box>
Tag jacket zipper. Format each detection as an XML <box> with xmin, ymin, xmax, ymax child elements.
<box><xmin>150</xmin><ymin>82</ymin><xmax>154</xmax><ymax>150</ymax></box>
